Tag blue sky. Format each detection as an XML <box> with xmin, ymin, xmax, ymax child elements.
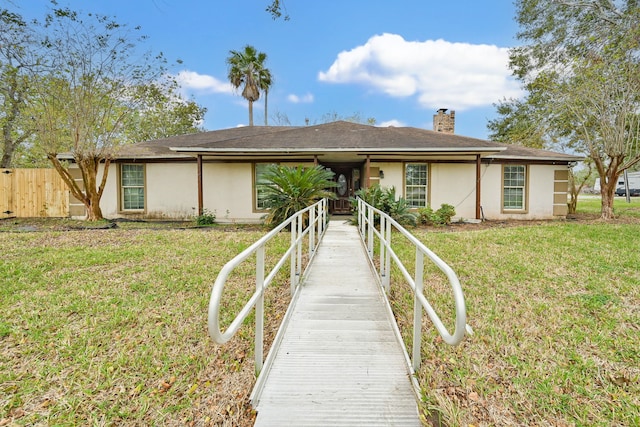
<box><xmin>17</xmin><ymin>0</ymin><xmax>523</xmax><ymax>139</ymax></box>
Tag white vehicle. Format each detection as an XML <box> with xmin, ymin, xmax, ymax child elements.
<box><xmin>615</xmin><ymin>171</ymin><xmax>640</xmax><ymax>196</ymax></box>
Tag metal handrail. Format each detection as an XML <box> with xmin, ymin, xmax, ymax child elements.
<box><xmin>207</xmin><ymin>198</ymin><xmax>328</xmax><ymax>374</ymax></box>
<box><xmin>357</xmin><ymin>198</ymin><xmax>467</xmax><ymax>370</ymax></box>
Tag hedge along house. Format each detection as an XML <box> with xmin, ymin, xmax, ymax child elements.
<box><xmin>81</xmin><ymin>111</ymin><xmax>581</xmax><ymax>223</ymax></box>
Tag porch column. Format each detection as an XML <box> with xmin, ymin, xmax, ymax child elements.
<box><xmin>313</xmin><ymin>155</ymin><xmax>318</xmax><ymax>166</ymax></box>
<box><xmin>197</xmin><ymin>154</ymin><xmax>203</xmax><ymax>215</ymax></box>
<box><xmin>365</xmin><ymin>155</ymin><xmax>371</xmax><ymax>188</ymax></box>
<box><xmin>475</xmin><ymin>154</ymin><xmax>481</xmax><ymax>220</ymax></box>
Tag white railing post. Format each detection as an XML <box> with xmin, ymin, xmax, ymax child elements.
<box><xmin>290</xmin><ymin>215</ymin><xmax>297</xmax><ymax>294</ymax></box>
<box><xmin>379</xmin><ymin>215</ymin><xmax>386</xmax><ymax>282</ymax></box>
<box><xmin>383</xmin><ymin>218</ymin><xmax>391</xmax><ymax>292</ymax></box>
<box><xmin>358</xmin><ymin>199</ymin><xmax>363</xmax><ymax>236</ymax></box>
<box><xmin>297</xmin><ymin>213</ymin><xmax>303</xmax><ymax>278</ymax></box>
<box><xmin>255</xmin><ymin>245</ymin><xmax>265</xmax><ymax>374</ymax></box>
<box><xmin>310</xmin><ymin>207</ymin><xmax>316</xmax><ymax>252</ymax></box>
<box><xmin>367</xmin><ymin>207</ymin><xmax>374</xmax><ymax>256</ymax></box>
<box><xmin>316</xmin><ymin>202</ymin><xmax>321</xmax><ymax>244</ymax></box>
<box><xmin>413</xmin><ymin>249</ymin><xmax>424</xmax><ymax>371</ymax></box>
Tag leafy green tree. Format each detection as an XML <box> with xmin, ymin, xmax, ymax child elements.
<box><xmin>0</xmin><ymin>9</ymin><xmax>38</xmax><ymax>168</ymax></box>
<box><xmin>568</xmin><ymin>163</ymin><xmax>593</xmax><ymax>214</ymax></box>
<box><xmin>266</xmin><ymin>0</ymin><xmax>289</xmax><ymax>20</ymax></box>
<box><xmin>488</xmin><ymin>97</ymin><xmax>548</xmax><ymax>149</ymax></box>
<box><xmin>493</xmin><ymin>0</ymin><xmax>640</xmax><ymax>220</ymax></box>
<box><xmin>30</xmin><ymin>7</ymin><xmax>171</xmax><ymax>220</ymax></box>
<box><xmin>258</xmin><ymin>164</ymin><xmax>335</xmax><ymax>227</ymax></box>
<box><xmin>319</xmin><ymin>111</ymin><xmax>376</xmax><ymax>125</ymax></box>
<box><xmin>226</xmin><ymin>45</ymin><xmax>271</xmax><ymax>126</ymax></box>
<box><xmin>125</xmin><ymin>78</ymin><xmax>206</xmax><ymax>142</ymax></box>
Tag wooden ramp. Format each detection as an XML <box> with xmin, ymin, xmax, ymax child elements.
<box><xmin>252</xmin><ymin>219</ymin><xmax>421</xmax><ymax>426</ymax></box>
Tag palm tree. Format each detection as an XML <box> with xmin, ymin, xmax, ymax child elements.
<box><xmin>226</xmin><ymin>45</ymin><xmax>271</xmax><ymax>126</ymax></box>
<box><xmin>258</xmin><ymin>67</ymin><xmax>273</xmax><ymax>125</ymax></box>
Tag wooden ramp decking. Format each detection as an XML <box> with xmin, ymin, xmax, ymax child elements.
<box><xmin>252</xmin><ymin>219</ymin><xmax>421</xmax><ymax>426</ymax></box>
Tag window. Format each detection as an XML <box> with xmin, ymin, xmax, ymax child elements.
<box><xmin>405</xmin><ymin>163</ymin><xmax>428</xmax><ymax>208</ymax></box>
<box><xmin>255</xmin><ymin>163</ymin><xmax>274</xmax><ymax>211</ymax></box>
<box><xmin>121</xmin><ymin>164</ymin><xmax>145</xmax><ymax>210</ymax></box>
<box><xmin>503</xmin><ymin>165</ymin><xmax>527</xmax><ymax>211</ymax></box>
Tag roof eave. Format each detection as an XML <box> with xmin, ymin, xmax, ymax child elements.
<box><xmin>488</xmin><ymin>154</ymin><xmax>584</xmax><ymax>162</ymax></box>
<box><xmin>169</xmin><ymin>146</ymin><xmax>508</xmax><ymax>154</ymax></box>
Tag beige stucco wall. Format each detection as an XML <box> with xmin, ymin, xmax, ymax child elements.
<box><xmin>99</xmin><ymin>162</ymin><xmax>199</xmax><ymax>220</ymax></box>
<box><xmin>370</xmin><ymin>162</ymin><xmax>403</xmax><ymax>192</ymax></box>
<box><xmin>481</xmin><ymin>164</ymin><xmax>562</xmax><ymax>220</ymax></box>
<box><xmin>202</xmin><ymin>162</ymin><xmax>263</xmax><ymax>223</ymax></box>
<box><xmin>370</xmin><ymin>161</ymin><xmax>568</xmax><ymax>221</ymax></box>
<box><xmin>430</xmin><ymin>163</ymin><xmax>478</xmax><ymax>220</ymax></box>
<box><xmin>98</xmin><ymin>161</ymin><xmax>317</xmax><ymax>223</ymax></box>
<box><xmin>94</xmin><ymin>159</ymin><xmax>567</xmax><ymax>223</ymax></box>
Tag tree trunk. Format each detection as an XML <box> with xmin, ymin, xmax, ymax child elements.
<box><xmin>0</xmin><ymin>144</ymin><xmax>14</xmax><ymax>168</ymax></box>
<box><xmin>600</xmin><ymin>182</ymin><xmax>616</xmax><ymax>220</ymax></box>
<box><xmin>86</xmin><ymin>189</ymin><xmax>104</xmax><ymax>221</ymax></box>
<box><xmin>78</xmin><ymin>156</ymin><xmax>106</xmax><ymax>221</ymax></box>
<box><xmin>48</xmin><ymin>153</ymin><xmax>106</xmax><ymax>221</ymax></box>
<box><xmin>248</xmin><ymin>100</ymin><xmax>254</xmax><ymax>126</ymax></box>
<box><xmin>264</xmin><ymin>90</ymin><xmax>268</xmax><ymax>126</ymax></box>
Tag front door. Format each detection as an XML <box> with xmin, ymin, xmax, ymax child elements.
<box><xmin>327</xmin><ymin>165</ymin><xmax>360</xmax><ymax>214</ymax></box>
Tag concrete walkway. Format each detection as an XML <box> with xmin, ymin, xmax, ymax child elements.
<box><xmin>252</xmin><ymin>220</ymin><xmax>421</xmax><ymax>426</ymax></box>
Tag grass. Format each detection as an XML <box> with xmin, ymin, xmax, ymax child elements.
<box><xmin>0</xmin><ymin>223</ymin><xmax>297</xmax><ymax>426</ymax></box>
<box><xmin>1</xmin><ymin>196</ymin><xmax>639</xmax><ymax>426</ymax></box>
<box><xmin>574</xmin><ymin>194</ymin><xmax>640</xmax><ymax>219</ymax></box>
<box><xmin>384</xmin><ymin>197</ymin><xmax>640</xmax><ymax>426</ymax></box>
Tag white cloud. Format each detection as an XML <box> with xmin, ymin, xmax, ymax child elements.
<box><xmin>174</xmin><ymin>70</ymin><xmax>233</xmax><ymax>94</ymax></box>
<box><xmin>378</xmin><ymin>119</ymin><xmax>406</xmax><ymax>127</ymax></box>
<box><xmin>318</xmin><ymin>33</ymin><xmax>522</xmax><ymax>110</ymax></box>
<box><xmin>287</xmin><ymin>93</ymin><xmax>314</xmax><ymax>103</ymax></box>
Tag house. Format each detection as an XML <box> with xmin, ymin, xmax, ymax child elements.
<box><xmin>82</xmin><ymin>110</ymin><xmax>582</xmax><ymax>223</ymax></box>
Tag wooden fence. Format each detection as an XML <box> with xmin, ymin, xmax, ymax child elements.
<box><xmin>1</xmin><ymin>168</ymin><xmax>70</xmax><ymax>219</ymax></box>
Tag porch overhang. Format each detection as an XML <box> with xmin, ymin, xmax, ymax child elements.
<box><xmin>169</xmin><ymin>146</ymin><xmax>507</xmax><ymax>163</ymax></box>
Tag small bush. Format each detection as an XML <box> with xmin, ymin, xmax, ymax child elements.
<box><xmin>352</xmin><ymin>186</ymin><xmax>417</xmax><ymax>227</ymax></box>
<box><xmin>417</xmin><ymin>206</ymin><xmax>435</xmax><ymax>225</ymax></box>
<box><xmin>195</xmin><ymin>209</ymin><xmax>216</xmax><ymax>226</ymax></box>
<box><xmin>435</xmin><ymin>204</ymin><xmax>456</xmax><ymax>225</ymax></box>
<box><xmin>418</xmin><ymin>203</ymin><xmax>456</xmax><ymax>225</ymax></box>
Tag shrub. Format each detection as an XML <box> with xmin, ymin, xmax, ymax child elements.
<box><xmin>195</xmin><ymin>208</ymin><xmax>216</xmax><ymax>226</ymax></box>
<box><xmin>352</xmin><ymin>186</ymin><xmax>417</xmax><ymax>227</ymax></box>
<box><xmin>418</xmin><ymin>203</ymin><xmax>456</xmax><ymax>225</ymax></box>
<box><xmin>417</xmin><ymin>206</ymin><xmax>435</xmax><ymax>225</ymax></box>
<box><xmin>435</xmin><ymin>203</ymin><xmax>456</xmax><ymax>225</ymax></box>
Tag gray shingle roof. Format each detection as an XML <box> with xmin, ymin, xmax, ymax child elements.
<box><xmin>114</xmin><ymin>121</ymin><xmax>581</xmax><ymax>162</ymax></box>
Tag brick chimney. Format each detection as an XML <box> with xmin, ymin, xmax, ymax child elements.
<box><xmin>433</xmin><ymin>108</ymin><xmax>455</xmax><ymax>134</ymax></box>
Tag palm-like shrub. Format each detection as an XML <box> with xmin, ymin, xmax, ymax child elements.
<box><xmin>351</xmin><ymin>186</ymin><xmax>418</xmax><ymax>226</ymax></box>
<box><xmin>259</xmin><ymin>165</ymin><xmax>336</xmax><ymax>227</ymax></box>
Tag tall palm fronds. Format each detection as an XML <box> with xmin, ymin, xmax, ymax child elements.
<box><xmin>259</xmin><ymin>165</ymin><xmax>336</xmax><ymax>227</ymax></box>
<box><xmin>258</xmin><ymin>66</ymin><xmax>273</xmax><ymax>125</ymax></box>
<box><xmin>226</xmin><ymin>45</ymin><xmax>272</xmax><ymax>126</ymax></box>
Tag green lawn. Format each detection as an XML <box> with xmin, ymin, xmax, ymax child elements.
<box><xmin>387</xmin><ymin>197</ymin><xmax>640</xmax><ymax>426</ymax></box>
<box><xmin>575</xmin><ymin>194</ymin><xmax>640</xmax><ymax>218</ymax></box>
<box><xmin>1</xmin><ymin>197</ymin><xmax>639</xmax><ymax>426</ymax></box>
<box><xmin>0</xmin><ymin>225</ymin><xmax>292</xmax><ymax>426</ymax></box>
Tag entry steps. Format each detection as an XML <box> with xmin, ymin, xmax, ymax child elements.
<box><xmin>252</xmin><ymin>220</ymin><xmax>421</xmax><ymax>426</ymax></box>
